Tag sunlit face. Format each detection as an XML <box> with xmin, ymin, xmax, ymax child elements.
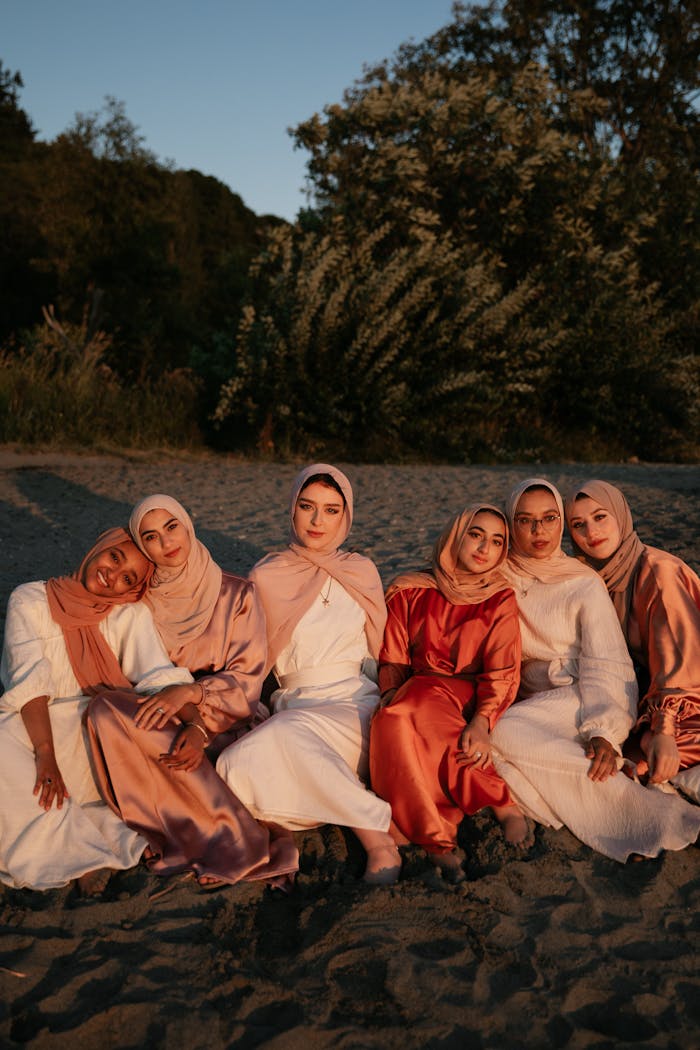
<box><xmin>293</xmin><ymin>481</ymin><xmax>345</xmax><ymax>551</ymax></box>
<box><xmin>458</xmin><ymin>511</ymin><xmax>506</xmax><ymax>574</ymax></box>
<box><xmin>512</xmin><ymin>489</ymin><xmax>562</xmax><ymax>559</ymax></box>
<box><xmin>139</xmin><ymin>508</ymin><xmax>192</xmax><ymax>568</ymax></box>
<box><xmin>82</xmin><ymin>541</ymin><xmax>149</xmax><ymax>597</ymax></box>
<box><xmin>567</xmin><ymin>497</ymin><xmax>622</xmax><ymax>560</ymax></box>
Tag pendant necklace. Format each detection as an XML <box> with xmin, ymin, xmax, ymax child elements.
<box><xmin>320</xmin><ymin>577</ymin><xmax>332</xmax><ymax>606</ymax></box>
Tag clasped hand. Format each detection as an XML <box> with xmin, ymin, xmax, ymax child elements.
<box><xmin>134</xmin><ymin>684</ymin><xmax>190</xmax><ymax>731</ymax></box>
<box><xmin>585</xmin><ymin>736</ymin><xmax>620</xmax><ymax>782</ymax></box>
<box><xmin>158</xmin><ymin>725</ymin><xmax>206</xmax><ymax>773</ymax></box>
<box><xmin>456</xmin><ymin>715</ymin><xmax>491</xmax><ymax>769</ymax></box>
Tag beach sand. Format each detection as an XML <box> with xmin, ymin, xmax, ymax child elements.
<box><xmin>0</xmin><ymin>451</ymin><xmax>698</xmax><ymax>1049</ymax></box>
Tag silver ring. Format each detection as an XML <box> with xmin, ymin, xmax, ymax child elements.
<box><xmin>474</xmin><ymin>752</ymin><xmax>482</xmax><ymax>758</ymax></box>
<box><xmin>45</xmin><ymin>777</ymin><xmax>52</xmax><ymax>784</ymax></box>
<box><xmin>157</xmin><ymin>707</ymin><xmax>166</xmax><ymax>714</ymax></box>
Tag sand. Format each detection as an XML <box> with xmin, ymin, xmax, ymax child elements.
<box><xmin>0</xmin><ymin>451</ymin><xmax>698</xmax><ymax>1049</ymax></box>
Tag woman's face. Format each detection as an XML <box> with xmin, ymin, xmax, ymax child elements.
<box><xmin>458</xmin><ymin>511</ymin><xmax>506</xmax><ymax>573</ymax></box>
<box><xmin>512</xmin><ymin>489</ymin><xmax>562</xmax><ymax>559</ymax></box>
<box><xmin>82</xmin><ymin>541</ymin><xmax>149</xmax><ymax>597</ymax></box>
<box><xmin>293</xmin><ymin>481</ymin><xmax>345</xmax><ymax>551</ymax></box>
<box><xmin>138</xmin><ymin>508</ymin><xmax>192</xmax><ymax>568</ymax></box>
<box><xmin>567</xmin><ymin>496</ymin><xmax>622</xmax><ymax>560</ymax></box>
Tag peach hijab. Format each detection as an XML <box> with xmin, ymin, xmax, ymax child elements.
<box><xmin>249</xmin><ymin>463</ymin><xmax>387</xmax><ymax>669</ymax></box>
<box><xmin>129</xmin><ymin>494</ymin><xmax>223</xmax><ymax>663</ymax></box>
<box><xmin>385</xmin><ymin>504</ymin><xmax>511</xmax><ymax>605</ymax></box>
<box><xmin>564</xmin><ymin>479</ymin><xmax>646</xmax><ymax>622</ymax></box>
<box><xmin>46</xmin><ymin>527</ymin><xmax>148</xmax><ymax>695</ymax></box>
<box><xmin>504</xmin><ymin>478</ymin><xmax>595</xmax><ymax>584</ymax></box>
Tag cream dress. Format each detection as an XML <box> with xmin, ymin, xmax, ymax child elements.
<box><xmin>491</xmin><ymin>573</ymin><xmax>700</xmax><ymax>861</ymax></box>
<box><xmin>216</xmin><ymin>577</ymin><xmax>391</xmax><ymax>832</ymax></box>
<box><xmin>0</xmin><ymin>581</ymin><xmax>192</xmax><ymax>890</ymax></box>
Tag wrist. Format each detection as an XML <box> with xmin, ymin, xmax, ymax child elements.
<box><xmin>184</xmin><ymin>721</ymin><xmax>209</xmax><ymax>746</ymax></box>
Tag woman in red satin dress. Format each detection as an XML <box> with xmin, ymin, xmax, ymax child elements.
<box><xmin>370</xmin><ymin>504</ymin><xmax>529</xmax><ymax>881</ymax></box>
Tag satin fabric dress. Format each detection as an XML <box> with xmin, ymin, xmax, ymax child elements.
<box><xmin>217</xmin><ymin>578</ymin><xmax>392</xmax><ymax>833</ymax></box>
<box><xmin>0</xmin><ymin>582</ymin><xmax>192</xmax><ymax>890</ymax></box>
<box><xmin>370</xmin><ymin>587</ymin><xmax>520</xmax><ymax>854</ymax></box>
<box><xmin>624</xmin><ymin>547</ymin><xmax>700</xmax><ymax>800</ymax></box>
<box><xmin>490</xmin><ymin>573</ymin><xmax>700</xmax><ymax>861</ymax></box>
<box><xmin>87</xmin><ymin>573</ymin><xmax>298</xmax><ymax>883</ymax></box>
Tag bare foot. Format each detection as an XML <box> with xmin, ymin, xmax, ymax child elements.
<box><xmin>76</xmin><ymin>867</ymin><xmax>112</xmax><ymax>897</ymax></box>
<box><xmin>493</xmin><ymin>805</ymin><xmax>535</xmax><ymax>849</ymax></box>
<box><xmin>363</xmin><ymin>844</ymin><xmax>401</xmax><ymax>885</ymax></box>
<box><xmin>428</xmin><ymin>849</ymin><xmax>466</xmax><ymax>884</ymax></box>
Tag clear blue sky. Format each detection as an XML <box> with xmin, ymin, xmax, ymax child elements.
<box><xmin>3</xmin><ymin>0</ymin><xmax>456</xmax><ymax>221</ymax></box>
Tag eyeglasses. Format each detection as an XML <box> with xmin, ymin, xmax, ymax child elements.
<box><xmin>513</xmin><ymin>513</ymin><xmax>561</xmax><ymax>532</ymax></box>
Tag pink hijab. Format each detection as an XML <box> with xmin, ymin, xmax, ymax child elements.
<box><xmin>504</xmin><ymin>478</ymin><xmax>595</xmax><ymax>584</ymax></box>
<box><xmin>46</xmin><ymin>527</ymin><xmax>149</xmax><ymax>695</ymax></box>
<box><xmin>564</xmin><ymin>479</ymin><xmax>646</xmax><ymax>622</ymax></box>
<box><xmin>129</xmin><ymin>494</ymin><xmax>223</xmax><ymax>663</ymax></box>
<box><xmin>249</xmin><ymin>463</ymin><xmax>387</xmax><ymax>669</ymax></box>
<box><xmin>385</xmin><ymin>504</ymin><xmax>511</xmax><ymax>605</ymax></box>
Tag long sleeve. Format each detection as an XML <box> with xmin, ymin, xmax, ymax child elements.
<box><xmin>1</xmin><ymin>583</ymin><xmax>56</xmax><ymax>712</ymax></box>
<box><xmin>474</xmin><ymin>590</ymin><xmax>521</xmax><ymax>730</ymax></box>
<box><xmin>378</xmin><ymin>590</ymin><xmax>413</xmax><ymax>697</ymax></box>
<box><xmin>184</xmin><ymin>576</ymin><xmax>268</xmax><ymax>736</ymax></box>
<box><xmin>106</xmin><ymin>603</ymin><xmax>193</xmax><ymax>693</ymax></box>
<box><xmin>575</xmin><ymin>577</ymin><xmax>638</xmax><ymax>747</ymax></box>
<box><xmin>631</xmin><ymin>549</ymin><xmax>700</xmax><ymax>732</ymax></box>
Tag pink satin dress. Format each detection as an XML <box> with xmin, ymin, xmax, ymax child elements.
<box><xmin>625</xmin><ymin>548</ymin><xmax>700</xmax><ymax>771</ymax></box>
<box><xmin>369</xmin><ymin>586</ymin><xmax>521</xmax><ymax>854</ymax></box>
<box><xmin>87</xmin><ymin>573</ymin><xmax>298</xmax><ymax>884</ymax></box>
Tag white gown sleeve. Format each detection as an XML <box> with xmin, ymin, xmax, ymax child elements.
<box><xmin>575</xmin><ymin>577</ymin><xmax>637</xmax><ymax>748</ymax></box>
<box><xmin>1</xmin><ymin>582</ymin><xmax>56</xmax><ymax>712</ymax></box>
<box><xmin>104</xmin><ymin>603</ymin><xmax>193</xmax><ymax>693</ymax></box>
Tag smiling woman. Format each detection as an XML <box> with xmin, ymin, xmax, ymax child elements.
<box><xmin>0</xmin><ymin>528</ymin><xmax>193</xmax><ymax>893</ymax></box>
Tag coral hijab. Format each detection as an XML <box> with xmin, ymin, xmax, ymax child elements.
<box><xmin>46</xmin><ymin>528</ymin><xmax>149</xmax><ymax>695</ymax></box>
<box><xmin>385</xmin><ymin>504</ymin><xmax>511</xmax><ymax>605</ymax></box>
<box><xmin>250</xmin><ymin>463</ymin><xmax>387</xmax><ymax>669</ymax></box>
<box><xmin>564</xmin><ymin>479</ymin><xmax>646</xmax><ymax>622</ymax></box>
<box><xmin>504</xmin><ymin>478</ymin><xmax>594</xmax><ymax>584</ymax></box>
<box><xmin>129</xmin><ymin>494</ymin><xmax>223</xmax><ymax>663</ymax></box>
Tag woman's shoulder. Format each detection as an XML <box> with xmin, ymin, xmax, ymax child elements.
<box><xmin>6</xmin><ymin>580</ymin><xmax>48</xmax><ymax>610</ymax></box>
<box><xmin>638</xmin><ymin>546</ymin><xmax>700</xmax><ymax>599</ymax></box>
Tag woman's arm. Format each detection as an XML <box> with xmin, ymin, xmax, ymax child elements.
<box><xmin>576</xmin><ymin>577</ymin><xmax>638</xmax><ymax>749</ymax></box>
<box><xmin>458</xmin><ymin>591</ymin><xmax>521</xmax><ymax>769</ymax></box>
<box><xmin>377</xmin><ymin>590</ymin><xmax>413</xmax><ymax>704</ymax></box>
<box><xmin>20</xmin><ymin>695</ymin><xmax>70</xmax><ymax>809</ymax></box>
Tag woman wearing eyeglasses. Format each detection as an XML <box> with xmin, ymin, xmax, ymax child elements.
<box><xmin>489</xmin><ymin>478</ymin><xmax>700</xmax><ymax>862</ymax></box>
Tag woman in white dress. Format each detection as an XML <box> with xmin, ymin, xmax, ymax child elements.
<box><xmin>216</xmin><ymin>464</ymin><xmax>400</xmax><ymax>884</ymax></box>
<box><xmin>490</xmin><ymin>478</ymin><xmax>700</xmax><ymax>862</ymax></box>
<box><xmin>0</xmin><ymin>527</ymin><xmax>193</xmax><ymax>892</ymax></box>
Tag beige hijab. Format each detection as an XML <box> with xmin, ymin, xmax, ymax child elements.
<box><xmin>564</xmin><ymin>479</ymin><xmax>646</xmax><ymax>622</ymax></box>
<box><xmin>504</xmin><ymin>478</ymin><xmax>595</xmax><ymax>584</ymax></box>
<box><xmin>385</xmin><ymin>504</ymin><xmax>511</xmax><ymax>605</ymax></box>
<box><xmin>250</xmin><ymin>463</ymin><xmax>387</xmax><ymax>669</ymax></box>
<box><xmin>129</xmin><ymin>494</ymin><xmax>223</xmax><ymax>662</ymax></box>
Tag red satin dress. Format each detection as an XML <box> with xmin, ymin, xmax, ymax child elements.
<box><xmin>369</xmin><ymin>587</ymin><xmax>521</xmax><ymax>854</ymax></box>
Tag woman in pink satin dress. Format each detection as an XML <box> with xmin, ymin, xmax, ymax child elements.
<box><xmin>86</xmin><ymin>494</ymin><xmax>298</xmax><ymax>888</ymax></box>
<box><xmin>565</xmin><ymin>480</ymin><xmax>700</xmax><ymax>799</ymax></box>
<box><xmin>370</xmin><ymin>504</ymin><xmax>528</xmax><ymax>882</ymax></box>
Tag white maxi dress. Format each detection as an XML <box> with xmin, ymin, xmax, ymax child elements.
<box><xmin>216</xmin><ymin>577</ymin><xmax>391</xmax><ymax>832</ymax></box>
<box><xmin>491</xmin><ymin>572</ymin><xmax>700</xmax><ymax>861</ymax></box>
<box><xmin>0</xmin><ymin>581</ymin><xmax>193</xmax><ymax>890</ymax></box>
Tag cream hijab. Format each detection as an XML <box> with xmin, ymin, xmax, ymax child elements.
<box><xmin>504</xmin><ymin>478</ymin><xmax>595</xmax><ymax>584</ymax></box>
<box><xmin>385</xmin><ymin>504</ymin><xmax>511</xmax><ymax>605</ymax></box>
<box><xmin>564</xmin><ymin>479</ymin><xmax>646</xmax><ymax>622</ymax></box>
<box><xmin>250</xmin><ymin>463</ymin><xmax>387</xmax><ymax>669</ymax></box>
<box><xmin>129</xmin><ymin>494</ymin><xmax>223</xmax><ymax>661</ymax></box>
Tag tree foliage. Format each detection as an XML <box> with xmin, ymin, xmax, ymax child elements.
<box><xmin>215</xmin><ymin>0</ymin><xmax>698</xmax><ymax>460</ymax></box>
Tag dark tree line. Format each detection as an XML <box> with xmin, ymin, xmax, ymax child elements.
<box><xmin>2</xmin><ymin>1</ymin><xmax>699</xmax><ymax>461</ymax></box>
